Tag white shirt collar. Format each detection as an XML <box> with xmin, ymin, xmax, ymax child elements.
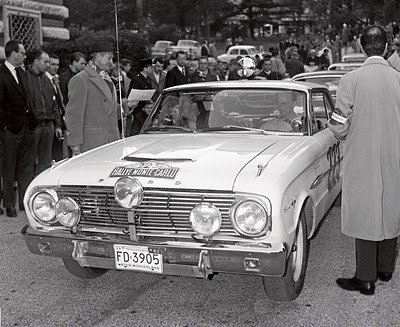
<box><xmin>4</xmin><ymin>60</ymin><xmax>17</xmax><ymax>73</ymax></box>
<box><xmin>45</xmin><ymin>71</ymin><xmax>54</xmax><ymax>81</ymax></box>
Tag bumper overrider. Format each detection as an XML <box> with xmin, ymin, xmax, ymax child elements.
<box><xmin>22</xmin><ymin>225</ymin><xmax>288</xmax><ymax>278</ymax></box>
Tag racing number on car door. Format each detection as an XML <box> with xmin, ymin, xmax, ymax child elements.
<box><xmin>327</xmin><ymin>141</ymin><xmax>341</xmax><ymax>190</ymax></box>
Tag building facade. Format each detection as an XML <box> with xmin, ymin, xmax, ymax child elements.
<box><xmin>0</xmin><ymin>0</ymin><xmax>69</xmax><ymax>57</ymax></box>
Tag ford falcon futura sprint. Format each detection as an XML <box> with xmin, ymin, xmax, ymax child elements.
<box><xmin>22</xmin><ymin>61</ymin><xmax>342</xmax><ymax>302</ymax></box>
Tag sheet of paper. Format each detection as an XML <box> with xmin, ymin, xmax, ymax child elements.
<box><xmin>128</xmin><ymin>89</ymin><xmax>155</xmax><ymax>101</ymax></box>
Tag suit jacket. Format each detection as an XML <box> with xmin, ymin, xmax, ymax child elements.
<box><xmin>122</xmin><ymin>71</ymin><xmax>131</xmax><ymax>98</ymax></box>
<box><xmin>65</xmin><ymin>65</ymin><xmax>120</xmax><ymax>153</ymax></box>
<box><xmin>59</xmin><ymin>68</ymin><xmax>76</xmax><ymax>106</ymax></box>
<box><xmin>165</xmin><ymin>66</ymin><xmax>190</xmax><ymax>88</ymax></box>
<box><xmin>148</xmin><ymin>71</ymin><xmax>166</xmax><ymax>101</ymax></box>
<box><xmin>0</xmin><ymin>63</ymin><xmax>36</xmax><ymax>133</ymax></box>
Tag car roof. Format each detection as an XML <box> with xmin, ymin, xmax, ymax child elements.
<box><xmin>164</xmin><ymin>80</ymin><xmax>328</xmax><ymax>93</ymax></box>
<box><xmin>328</xmin><ymin>62</ymin><xmax>363</xmax><ymax>70</ymax></box>
<box><xmin>228</xmin><ymin>45</ymin><xmax>256</xmax><ymax>49</ymax></box>
<box><xmin>292</xmin><ymin>71</ymin><xmax>347</xmax><ymax>80</ymax></box>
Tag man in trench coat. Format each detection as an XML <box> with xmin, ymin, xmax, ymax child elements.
<box><xmin>65</xmin><ymin>41</ymin><xmax>120</xmax><ymax>155</ymax></box>
<box><xmin>329</xmin><ymin>25</ymin><xmax>400</xmax><ymax>295</ymax></box>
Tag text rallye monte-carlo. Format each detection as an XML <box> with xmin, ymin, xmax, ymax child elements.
<box><xmin>22</xmin><ymin>63</ymin><xmax>342</xmax><ymax>302</ymax></box>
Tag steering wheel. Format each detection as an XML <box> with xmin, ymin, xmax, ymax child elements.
<box><xmin>260</xmin><ymin>115</ymin><xmax>293</xmax><ymax>132</ymax></box>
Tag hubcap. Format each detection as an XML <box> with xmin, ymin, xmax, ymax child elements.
<box><xmin>292</xmin><ymin>222</ymin><xmax>304</xmax><ymax>282</ymax></box>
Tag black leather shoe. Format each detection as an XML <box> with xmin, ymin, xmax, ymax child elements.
<box><xmin>336</xmin><ymin>277</ymin><xmax>375</xmax><ymax>295</ymax></box>
<box><xmin>6</xmin><ymin>207</ymin><xmax>17</xmax><ymax>217</ymax></box>
<box><xmin>0</xmin><ymin>207</ymin><xmax>3</xmax><ymax>215</ymax></box>
<box><xmin>19</xmin><ymin>204</ymin><xmax>25</xmax><ymax>211</ymax></box>
<box><xmin>378</xmin><ymin>272</ymin><xmax>392</xmax><ymax>282</ymax></box>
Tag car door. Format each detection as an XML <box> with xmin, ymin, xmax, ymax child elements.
<box><xmin>309</xmin><ymin>90</ymin><xmax>342</xmax><ymax>224</ymax></box>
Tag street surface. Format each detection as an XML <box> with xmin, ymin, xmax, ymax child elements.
<box><xmin>1</xmin><ymin>206</ymin><xmax>399</xmax><ymax>327</ymax></box>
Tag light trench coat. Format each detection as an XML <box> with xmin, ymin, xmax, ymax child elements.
<box><xmin>65</xmin><ymin>65</ymin><xmax>120</xmax><ymax>153</ymax></box>
<box><xmin>329</xmin><ymin>56</ymin><xmax>400</xmax><ymax>241</ymax></box>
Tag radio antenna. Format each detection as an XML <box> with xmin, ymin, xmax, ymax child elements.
<box><xmin>114</xmin><ymin>0</ymin><xmax>125</xmax><ymax>139</ymax></box>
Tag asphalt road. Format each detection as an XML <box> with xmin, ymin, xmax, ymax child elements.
<box><xmin>1</xmin><ymin>206</ymin><xmax>399</xmax><ymax>327</ymax></box>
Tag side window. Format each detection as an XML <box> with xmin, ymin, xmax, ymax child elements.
<box><xmin>310</xmin><ymin>91</ymin><xmax>329</xmax><ymax>133</ymax></box>
<box><xmin>240</xmin><ymin>49</ymin><xmax>248</xmax><ymax>55</ymax></box>
<box><xmin>230</xmin><ymin>49</ymin><xmax>239</xmax><ymax>55</ymax></box>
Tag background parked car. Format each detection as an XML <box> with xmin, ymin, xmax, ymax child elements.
<box><xmin>167</xmin><ymin>40</ymin><xmax>201</xmax><ymax>60</ymax></box>
<box><xmin>217</xmin><ymin>45</ymin><xmax>261</xmax><ymax>63</ymax></box>
<box><xmin>151</xmin><ymin>40</ymin><xmax>173</xmax><ymax>58</ymax></box>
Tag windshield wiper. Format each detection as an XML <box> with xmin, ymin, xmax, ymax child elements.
<box><xmin>203</xmin><ymin>125</ymin><xmax>271</xmax><ymax>135</ymax></box>
<box><xmin>144</xmin><ymin>125</ymin><xmax>197</xmax><ymax>133</ymax></box>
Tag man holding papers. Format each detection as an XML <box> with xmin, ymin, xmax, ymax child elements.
<box><xmin>127</xmin><ymin>58</ymin><xmax>154</xmax><ymax>136</ymax></box>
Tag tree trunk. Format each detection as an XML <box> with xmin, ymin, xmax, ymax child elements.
<box><xmin>136</xmin><ymin>0</ymin><xmax>144</xmax><ymax>33</ymax></box>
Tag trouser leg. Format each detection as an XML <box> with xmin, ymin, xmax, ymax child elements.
<box><xmin>16</xmin><ymin>127</ymin><xmax>35</xmax><ymax>207</ymax></box>
<box><xmin>36</xmin><ymin>122</ymin><xmax>54</xmax><ymax>174</ymax></box>
<box><xmin>2</xmin><ymin>129</ymin><xmax>22</xmax><ymax>208</ymax></box>
<box><xmin>377</xmin><ymin>237</ymin><xmax>398</xmax><ymax>274</ymax></box>
<box><xmin>355</xmin><ymin>238</ymin><xmax>377</xmax><ymax>282</ymax></box>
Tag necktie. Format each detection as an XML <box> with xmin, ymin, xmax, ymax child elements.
<box><xmin>182</xmin><ymin>68</ymin><xmax>185</xmax><ymax>77</ymax></box>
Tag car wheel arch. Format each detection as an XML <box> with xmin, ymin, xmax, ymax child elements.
<box><xmin>293</xmin><ymin>194</ymin><xmax>315</xmax><ymax>240</ymax></box>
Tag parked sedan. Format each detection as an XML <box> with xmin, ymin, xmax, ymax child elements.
<box><xmin>292</xmin><ymin>71</ymin><xmax>346</xmax><ymax>100</ymax></box>
<box><xmin>22</xmin><ymin>75</ymin><xmax>342</xmax><ymax>302</ymax></box>
<box><xmin>217</xmin><ymin>45</ymin><xmax>260</xmax><ymax>63</ymax></box>
<box><xmin>151</xmin><ymin>40</ymin><xmax>173</xmax><ymax>58</ymax></box>
<box><xmin>328</xmin><ymin>62</ymin><xmax>363</xmax><ymax>71</ymax></box>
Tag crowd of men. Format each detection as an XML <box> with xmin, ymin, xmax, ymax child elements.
<box><xmin>1</xmin><ymin>20</ymin><xmax>399</xmax><ymax>218</ymax></box>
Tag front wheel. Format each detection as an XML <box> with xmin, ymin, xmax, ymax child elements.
<box><xmin>62</xmin><ymin>258</ymin><xmax>108</xmax><ymax>279</ymax></box>
<box><xmin>262</xmin><ymin>211</ymin><xmax>310</xmax><ymax>302</ymax></box>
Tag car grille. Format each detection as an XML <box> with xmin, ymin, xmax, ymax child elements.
<box><xmin>57</xmin><ymin>186</ymin><xmax>238</xmax><ymax>237</ymax></box>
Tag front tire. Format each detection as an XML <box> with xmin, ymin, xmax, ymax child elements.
<box><xmin>62</xmin><ymin>258</ymin><xmax>108</xmax><ymax>279</ymax></box>
<box><xmin>262</xmin><ymin>211</ymin><xmax>310</xmax><ymax>302</ymax></box>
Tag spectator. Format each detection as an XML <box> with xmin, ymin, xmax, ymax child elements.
<box><xmin>45</xmin><ymin>53</ymin><xmax>66</xmax><ymax>162</ymax></box>
<box><xmin>304</xmin><ymin>49</ymin><xmax>320</xmax><ymax>70</ymax></box>
<box><xmin>187</xmin><ymin>60</ymin><xmax>198</xmax><ymax>76</ymax></box>
<box><xmin>127</xmin><ymin>58</ymin><xmax>153</xmax><ymax>136</ymax></box>
<box><xmin>110</xmin><ymin>63</ymin><xmax>125</xmax><ymax>135</ymax></box>
<box><xmin>190</xmin><ymin>56</ymin><xmax>218</xmax><ymax>83</ymax></box>
<box><xmin>285</xmin><ymin>51</ymin><xmax>305</xmax><ymax>77</ymax></box>
<box><xmin>270</xmin><ymin>49</ymin><xmax>286</xmax><ymax>79</ymax></box>
<box><xmin>388</xmin><ymin>38</ymin><xmax>400</xmax><ymax>71</ymax></box>
<box><xmin>341</xmin><ymin>23</ymin><xmax>351</xmax><ymax>55</ymax></box>
<box><xmin>319</xmin><ymin>49</ymin><xmax>331</xmax><ymax>70</ymax></box>
<box><xmin>120</xmin><ymin>58</ymin><xmax>132</xmax><ymax>136</ymax></box>
<box><xmin>65</xmin><ymin>41</ymin><xmax>119</xmax><ymax>156</ymax></box>
<box><xmin>0</xmin><ymin>40</ymin><xmax>36</xmax><ymax>217</ymax></box>
<box><xmin>209</xmin><ymin>40</ymin><xmax>217</xmax><ymax>59</ymax></box>
<box><xmin>26</xmin><ymin>49</ymin><xmax>62</xmax><ymax>175</ymax></box>
<box><xmin>330</xmin><ymin>25</ymin><xmax>400</xmax><ymax>296</ymax></box>
<box><xmin>148</xmin><ymin>57</ymin><xmax>166</xmax><ymax>101</ymax></box>
<box><xmin>165</xmin><ymin>51</ymin><xmax>190</xmax><ymax>88</ymax></box>
<box><xmin>130</xmin><ymin>100</ymin><xmax>154</xmax><ymax>135</ymax></box>
<box><xmin>59</xmin><ymin>52</ymin><xmax>86</xmax><ymax>106</ymax></box>
<box><xmin>254</xmin><ymin>58</ymin><xmax>273</xmax><ymax>80</ymax></box>
<box><xmin>333</xmin><ymin>35</ymin><xmax>343</xmax><ymax>62</ymax></box>
<box><xmin>201</xmin><ymin>40</ymin><xmax>210</xmax><ymax>57</ymax></box>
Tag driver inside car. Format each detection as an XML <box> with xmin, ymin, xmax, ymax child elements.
<box><xmin>259</xmin><ymin>92</ymin><xmax>304</xmax><ymax>132</ymax></box>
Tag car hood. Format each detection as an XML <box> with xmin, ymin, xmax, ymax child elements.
<box><xmin>40</xmin><ymin>134</ymin><xmax>304</xmax><ymax>191</ymax></box>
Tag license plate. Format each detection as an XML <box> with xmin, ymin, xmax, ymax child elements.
<box><xmin>113</xmin><ymin>244</ymin><xmax>163</xmax><ymax>274</ymax></box>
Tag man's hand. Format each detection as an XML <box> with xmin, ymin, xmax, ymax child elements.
<box><xmin>70</xmin><ymin>145</ymin><xmax>82</xmax><ymax>156</ymax></box>
<box><xmin>55</xmin><ymin>128</ymin><xmax>63</xmax><ymax>140</ymax></box>
<box><xmin>127</xmin><ymin>100</ymin><xmax>139</xmax><ymax>109</ymax></box>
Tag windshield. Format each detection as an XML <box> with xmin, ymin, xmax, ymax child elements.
<box><xmin>299</xmin><ymin>77</ymin><xmax>341</xmax><ymax>98</ymax></box>
<box><xmin>179</xmin><ymin>41</ymin><xmax>196</xmax><ymax>47</ymax></box>
<box><xmin>143</xmin><ymin>89</ymin><xmax>308</xmax><ymax>134</ymax></box>
<box><xmin>155</xmin><ymin>41</ymin><xmax>170</xmax><ymax>49</ymax></box>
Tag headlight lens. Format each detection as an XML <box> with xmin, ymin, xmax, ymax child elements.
<box><xmin>189</xmin><ymin>203</ymin><xmax>222</xmax><ymax>237</ymax></box>
<box><xmin>56</xmin><ymin>197</ymin><xmax>80</xmax><ymax>228</ymax></box>
<box><xmin>232</xmin><ymin>200</ymin><xmax>268</xmax><ymax>236</ymax></box>
<box><xmin>31</xmin><ymin>191</ymin><xmax>57</xmax><ymax>224</ymax></box>
<box><xmin>114</xmin><ymin>177</ymin><xmax>143</xmax><ymax>208</ymax></box>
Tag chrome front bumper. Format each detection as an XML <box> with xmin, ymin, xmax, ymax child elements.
<box><xmin>22</xmin><ymin>225</ymin><xmax>288</xmax><ymax>278</ymax></box>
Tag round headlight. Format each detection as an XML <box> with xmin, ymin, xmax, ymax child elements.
<box><xmin>232</xmin><ymin>200</ymin><xmax>268</xmax><ymax>236</ymax></box>
<box><xmin>114</xmin><ymin>177</ymin><xmax>143</xmax><ymax>209</ymax></box>
<box><xmin>189</xmin><ymin>203</ymin><xmax>222</xmax><ymax>237</ymax></box>
<box><xmin>56</xmin><ymin>197</ymin><xmax>80</xmax><ymax>228</ymax></box>
<box><xmin>31</xmin><ymin>191</ymin><xmax>57</xmax><ymax>224</ymax></box>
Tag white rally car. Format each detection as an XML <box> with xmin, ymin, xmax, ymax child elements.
<box><xmin>22</xmin><ymin>64</ymin><xmax>342</xmax><ymax>302</ymax></box>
